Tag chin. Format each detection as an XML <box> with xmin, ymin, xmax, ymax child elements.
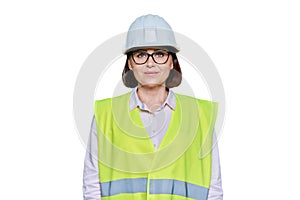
<box><xmin>140</xmin><ymin>82</ymin><xmax>165</xmax><ymax>88</ymax></box>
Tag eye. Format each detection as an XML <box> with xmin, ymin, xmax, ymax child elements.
<box><xmin>154</xmin><ymin>51</ymin><xmax>167</xmax><ymax>58</ymax></box>
<box><xmin>135</xmin><ymin>51</ymin><xmax>148</xmax><ymax>58</ymax></box>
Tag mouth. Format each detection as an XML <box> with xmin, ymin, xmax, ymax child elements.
<box><xmin>144</xmin><ymin>71</ymin><xmax>159</xmax><ymax>75</ymax></box>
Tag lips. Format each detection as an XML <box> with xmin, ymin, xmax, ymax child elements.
<box><xmin>144</xmin><ymin>71</ymin><xmax>159</xmax><ymax>75</ymax></box>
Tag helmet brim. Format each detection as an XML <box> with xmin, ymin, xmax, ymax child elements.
<box><xmin>123</xmin><ymin>45</ymin><xmax>180</xmax><ymax>54</ymax></box>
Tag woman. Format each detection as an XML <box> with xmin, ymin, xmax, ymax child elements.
<box><xmin>83</xmin><ymin>14</ymin><xmax>223</xmax><ymax>200</ymax></box>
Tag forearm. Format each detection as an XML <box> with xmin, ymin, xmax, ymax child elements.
<box><xmin>207</xmin><ymin>131</ymin><xmax>223</xmax><ymax>200</ymax></box>
<box><xmin>83</xmin><ymin>116</ymin><xmax>101</xmax><ymax>200</ymax></box>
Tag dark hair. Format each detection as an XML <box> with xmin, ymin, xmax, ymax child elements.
<box><xmin>122</xmin><ymin>52</ymin><xmax>182</xmax><ymax>88</ymax></box>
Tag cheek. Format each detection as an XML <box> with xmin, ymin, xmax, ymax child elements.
<box><xmin>131</xmin><ymin>68</ymin><xmax>143</xmax><ymax>80</ymax></box>
<box><xmin>163</xmin><ymin>69</ymin><xmax>170</xmax><ymax>79</ymax></box>
<box><xmin>162</xmin><ymin>67</ymin><xmax>172</xmax><ymax>76</ymax></box>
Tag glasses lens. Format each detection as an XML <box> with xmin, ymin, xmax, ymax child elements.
<box><xmin>132</xmin><ymin>51</ymin><xmax>148</xmax><ymax>64</ymax></box>
<box><xmin>152</xmin><ymin>50</ymin><xmax>169</xmax><ymax>64</ymax></box>
<box><xmin>132</xmin><ymin>50</ymin><xmax>169</xmax><ymax>64</ymax></box>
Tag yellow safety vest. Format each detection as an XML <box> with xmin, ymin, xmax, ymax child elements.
<box><xmin>94</xmin><ymin>92</ymin><xmax>218</xmax><ymax>200</ymax></box>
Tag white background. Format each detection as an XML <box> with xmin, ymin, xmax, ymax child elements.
<box><xmin>1</xmin><ymin>0</ymin><xmax>300</xmax><ymax>199</ymax></box>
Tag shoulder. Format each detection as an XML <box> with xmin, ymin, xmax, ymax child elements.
<box><xmin>174</xmin><ymin>93</ymin><xmax>218</xmax><ymax>108</ymax></box>
<box><xmin>94</xmin><ymin>92</ymin><xmax>131</xmax><ymax>108</ymax></box>
<box><xmin>174</xmin><ymin>93</ymin><xmax>219</xmax><ymax>122</ymax></box>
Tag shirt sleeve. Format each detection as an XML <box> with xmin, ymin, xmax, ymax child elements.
<box><xmin>83</xmin><ymin>116</ymin><xmax>101</xmax><ymax>200</ymax></box>
<box><xmin>207</xmin><ymin>130</ymin><xmax>223</xmax><ymax>200</ymax></box>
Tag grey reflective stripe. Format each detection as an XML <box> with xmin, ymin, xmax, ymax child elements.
<box><xmin>100</xmin><ymin>178</ymin><xmax>147</xmax><ymax>197</ymax></box>
<box><xmin>101</xmin><ymin>178</ymin><xmax>208</xmax><ymax>199</ymax></box>
<box><xmin>150</xmin><ymin>179</ymin><xmax>209</xmax><ymax>200</ymax></box>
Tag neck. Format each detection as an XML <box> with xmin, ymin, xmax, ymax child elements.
<box><xmin>137</xmin><ymin>85</ymin><xmax>169</xmax><ymax>110</ymax></box>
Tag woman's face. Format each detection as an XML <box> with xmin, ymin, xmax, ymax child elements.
<box><xmin>128</xmin><ymin>48</ymin><xmax>173</xmax><ymax>88</ymax></box>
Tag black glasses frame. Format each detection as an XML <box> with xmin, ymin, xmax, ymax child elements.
<box><xmin>131</xmin><ymin>50</ymin><xmax>170</xmax><ymax>65</ymax></box>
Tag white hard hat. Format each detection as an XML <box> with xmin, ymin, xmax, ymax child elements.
<box><xmin>123</xmin><ymin>14</ymin><xmax>180</xmax><ymax>54</ymax></box>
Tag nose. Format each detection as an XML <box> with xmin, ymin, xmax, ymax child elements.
<box><xmin>146</xmin><ymin>55</ymin><xmax>155</xmax><ymax>67</ymax></box>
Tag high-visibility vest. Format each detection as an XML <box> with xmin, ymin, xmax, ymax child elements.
<box><xmin>94</xmin><ymin>92</ymin><xmax>218</xmax><ymax>200</ymax></box>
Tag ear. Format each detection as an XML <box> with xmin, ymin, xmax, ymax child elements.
<box><xmin>128</xmin><ymin>59</ymin><xmax>133</xmax><ymax>70</ymax></box>
<box><xmin>170</xmin><ymin>56</ymin><xmax>174</xmax><ymax>69</ymax></box>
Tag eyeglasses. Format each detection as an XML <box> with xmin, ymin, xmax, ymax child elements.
<box><xmin>131</xmin><ymin>50</ymin><xmax>170</xmax><ymax>65</ymax></box>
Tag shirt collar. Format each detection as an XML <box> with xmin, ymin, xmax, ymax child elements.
<box><xmin>129</xmin><ymin>87</ymin><xmax>176</xmax><ymax>111</ymax></box>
